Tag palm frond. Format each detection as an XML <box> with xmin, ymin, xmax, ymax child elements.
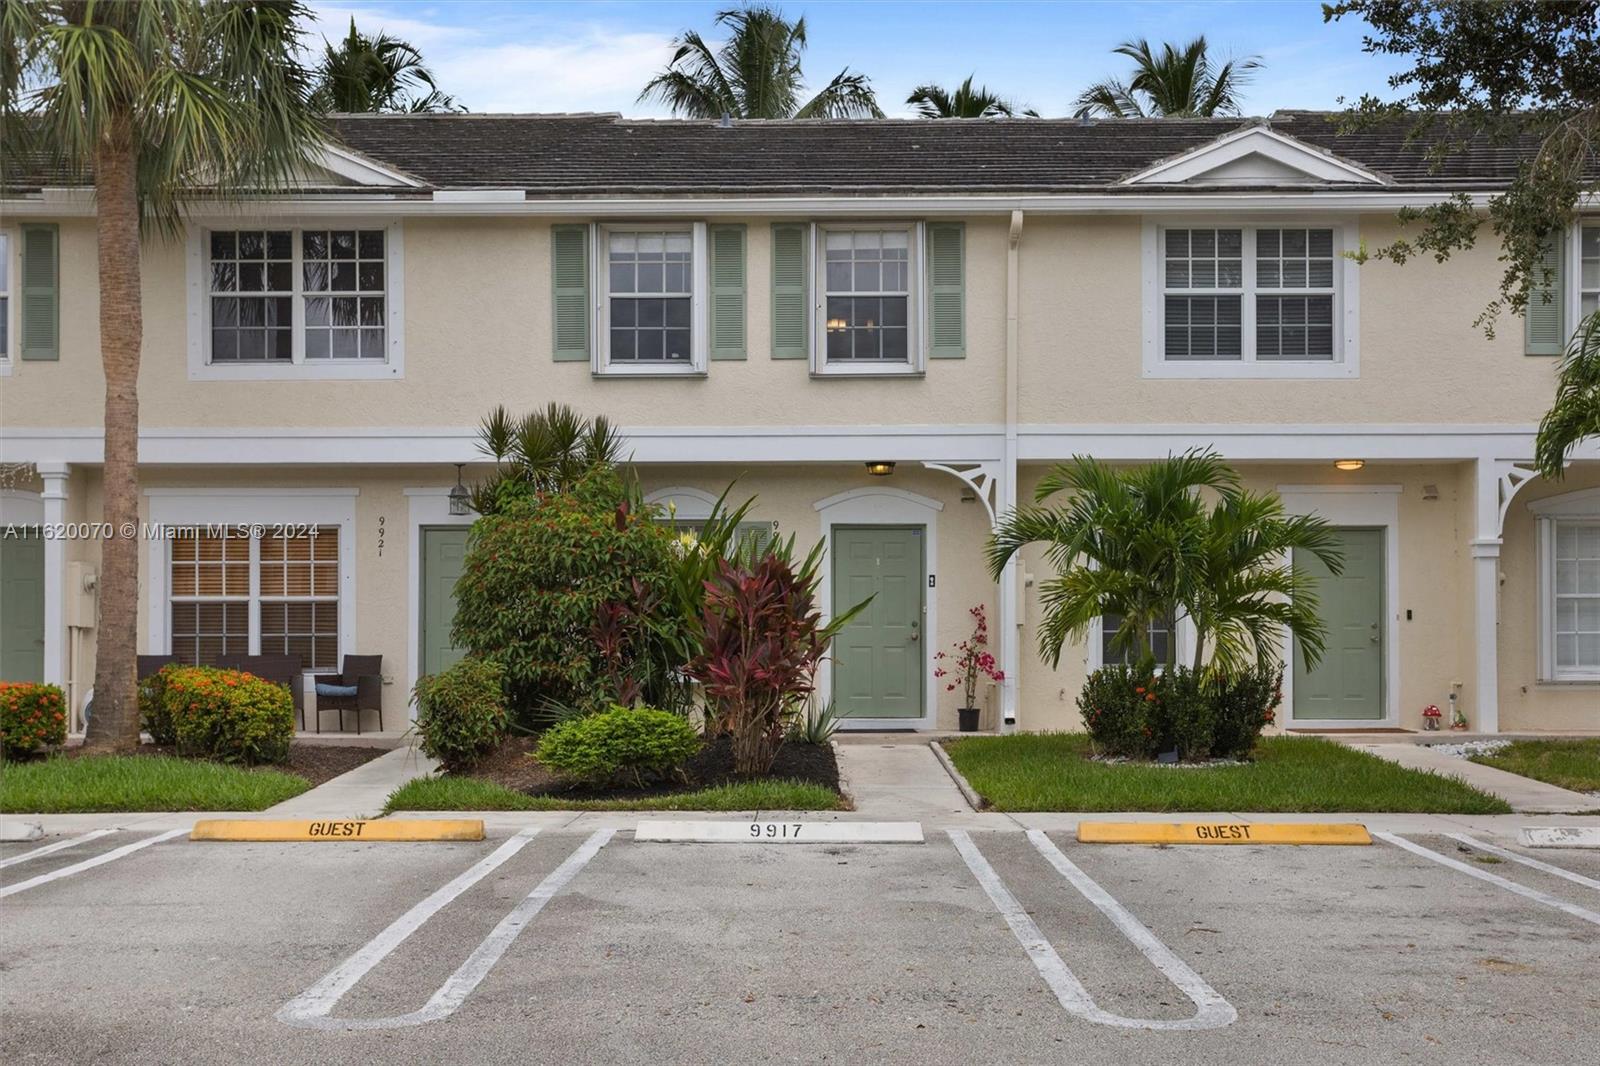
<box><xmin>1535</xmin><ymin>311</ymin><xmax>1600</xmax><ymax>477</ymax></box>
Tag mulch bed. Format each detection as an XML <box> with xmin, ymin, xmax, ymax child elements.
<box><xmin>464</xmin><ymin>733</ymin><xmax>841</xmax><ymax>800</ymax></box>
<box><xmin>58</xmin><ymin>741</ymin><xmax>390</xmax><ymax>787</ymax></box>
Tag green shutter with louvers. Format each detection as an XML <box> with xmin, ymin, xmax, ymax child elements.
<box><xmin>770</xmin><ymin>223</ymin><xmax>808</xmax><ymax>359</ymax></box>
<box><xmin>709</xmin><ymin>224</ymin><xmax>747</xmax><ymax>360</ymax></box>
<box><xmin>927</xmin><ymin>222</ymin><xmax>965</xmax><ymax>358</ymax></box>
<box><xmin>1525</xmin><ymin>232</ymin><xmax>1565</xmax><ymax>356</ymax></box>
<box><xmin>551</xmin><ymin>224</ymin><xmax>590</xmax><ymax>362</ymax></box>
<box><xmin>20</xmin><ymin>224</ymin><xmax>60</xmax><ymax>361</ymax></box>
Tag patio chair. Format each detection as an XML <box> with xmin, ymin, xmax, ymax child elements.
<box><xmin>313</xmin><ymin>655</ymin><xmax>383</xmax><ymax>734</ymax></box>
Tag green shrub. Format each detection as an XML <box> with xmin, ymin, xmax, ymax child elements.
<box><xmin>535</xmin><ymin>705</ymin><xmax>701</xmax><ymax>786</ymax></box>
<box><xmin>1077</xmin><ymin>665</ymin><xmax>1278</xmax><ymax>761</ymax></box>
<box><xmin>413</xmin><ymin>658</ymin><xmax>508</xmax><ymax>771</ymax></box>
<box><xmin>139</xmin><ymin>664</ymin><xmax>180</xmax><ymax>746</ymax></box>
<box><xmin>164</xmin><ymin>666</ymin><xmax>293</xmax><ymax>765</ymax></box>
<box><xmin>0</xmin><ymin>682</ymin><xmax>68</xmax><ymax>757</ymax></box>
<box><xmin>452</xmin><ymin>467</ymin><xmax>689</xmax><ymax>727</ymax></box>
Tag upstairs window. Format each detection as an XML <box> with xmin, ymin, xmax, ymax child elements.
<box><xmin>1147</xmin><ymin>223</ymin><xmax>1353</xmax><ymax>378</ymax></box>
<box><xmin>192</xmin><ymin>224</ymin><xmax>402</xmax><ymax>379</ymax></box>
<box><xmin>815</xmin><ymin>224</ymin><xmax>924</xmax><ymax>375</ymax></box>
<box><xmin>597</xmin><ymin>224</ymin><xmax>706</xmax><ymax>375</ymax></box>
<box><xmin>1582</xmin><ymin>224</ymin><xmax>1599</xmax><ymax>323</ymax></box>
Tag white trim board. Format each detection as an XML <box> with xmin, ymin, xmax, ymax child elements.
<box><xmin>1123</xmin><ymin>126</ymin><xmax>1387</xmax><ymax>187</ymax></box>
<box><xmin>1276</xmin><ymin>485</ymin><xmax>1402</xmax><ymax>729</ymax></box>
<box><xmin>404</xmin><ymin>488</ymin><xmax>478</xmax><ymax>702</ymax></box>
<box><xmin>815</xmin><ymin>486</ymin><xmax>943</xmax><ymax>731</ymax></box>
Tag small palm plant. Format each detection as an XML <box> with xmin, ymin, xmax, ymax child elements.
<box><xmin>1073</xmin><ymin>37</ymin><xmax>1260</xmax><ymax>118</ymax></box>
<box><xmin>471</xmin><ymin>403</ymin><xmax>625</xmax><ymax>512</ymax></box>
<box><xmin>988</xmin><ymin>451</ymin><xmax>1342</xmax><ymax>674</ymax></box>
<box><xmin>639</xmin><ymin>4</ymin><xmax>882</xmax><ymax>119</ymax></box>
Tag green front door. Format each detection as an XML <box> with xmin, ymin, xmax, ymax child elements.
<box><xmin>420</xmin><ymin>527</ymin><xmax>470</xmax><ymax>679</ymax></box>
<box><xmin>832</xmin><ymin>525</ymin><xmax>925</xmax><ymax>719</ymax></box>
<box><xmin>1</xmin><ymin>530</ymin><xmax>46</xmax><ymax>682</ymax></box>
<box><xmin>1293</xmin><ymin>527</ymin><xmax>1385</xmax><ymax>721</ymax></box>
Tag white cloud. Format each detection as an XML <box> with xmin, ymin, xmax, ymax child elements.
<box><xmin>301</xmin><ymin>2</ymin><xmax>677</xmax><ymax>115</ymax></box>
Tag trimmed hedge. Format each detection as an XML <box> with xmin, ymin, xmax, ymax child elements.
<box><xmin>1078</xmin><ymin>665</ymin><xmax>1279</xmax><ymax>761</ymax></box>
<box><xmin>139</xmin><ymin>664</ymin><xmax>180</xmax><ymax>746</ymax></box>
<box><xmin>163</xmin><ymin>666</ymin><xmax>294</xmax><ymax>765</ymax></box>
<box><xmin>0</xmin><ymin>682</ymin><xmax>69</xmax><ymax>757</ymax></box>
<box><xmin>535</xmin><ymin>705</ymin><xmax>701</xmax><ymax>786</ymax></box>
<box><xmin>413</xmin><ymin>658</ymin><xmax>508</xmax><ymax>771</ymax></box>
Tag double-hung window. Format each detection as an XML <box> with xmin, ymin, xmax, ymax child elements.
<box><xmin>815</xmin><ymin>223</ymin><xmax>923</xmax><ymax>376</ymax></box>
<box><xmin>169</xmin><ymin>525</ymin><xmax>341</xmax><ymax>671</ymax></box>
<box><xmin>1582</xmin><ymin>223</ymin><xmax>1599</xmax><ymax>323</ymax></box>
<box><xmin>1147</xmin><ymin>223</ymin><xmax>1354</xmax><ymax>378</ymax></box>
<box><xmin>597</xmin><ymin>224</ymin><xmax>706</xmax><ymax>375</ymax></box>
<box><xmin>192</xmin><ymin>223</ymin><xmax>402</xmax><ymax>379</ymax></box>
<box><xmin>1535</xmin><ymin>496</ymin><xmax>1600</xmax><ymax>682</ymax></box>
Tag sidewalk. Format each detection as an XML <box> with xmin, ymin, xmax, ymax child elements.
<box><xmin>832</xmin><ymin>733</ymin><xmax>979</xmax><ymax>821</ymax></box>
<box><xmin>264</xmin><ymin>745</ymin><xmax>439</xmax><ymax>818</ymax></box>
<box><xmin>1344</xmin><ymin>740</ymin><xmax>1598</xmax><ymax>813</ymax></box>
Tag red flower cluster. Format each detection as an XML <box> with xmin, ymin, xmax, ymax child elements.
<box><xmin>934</xmin><ymin>604</ymin><xmax>1006</xmax><ymax>706</ymax></box>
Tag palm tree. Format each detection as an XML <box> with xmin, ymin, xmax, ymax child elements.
<box><xmin>2</xmin><ymin>1</ymin><xmax>324</xmax><ymax>751</ymax></box>
<box><xmin>1184</xmin><ymin>490</ymin><xmax>1344</xmax><ymax>673</ymax></box>
<box><xmin>311</xmin><ymin>17</ymin><xmax>461</xmax><ymax>113</ymax></box>
<box><xmin>472</xmin><ymin>403</ymin><xmax>624</xmax><ymax>513</ymax></box>
<box><xmin>639</xmin><ymin>5</ymin><xmax>882</xmax><ymax>119</ymax></box>
<box><xmin>907</xmin><ymin>75</ymin><xmax>1026</xmax><ymax>119</ymax></box>
<box><xmin>987</xmin><ymin>451</ymin><xmax>1238</xmax><ymax>670</ymax></box>
<box><xmin>1535</xmin><ymin>312</ymin><xmax>1600</xmax><ymax>477</ymax></box>
<box><xmin>988</xmin><ymin>451</ymin><xmax>1342</xmax><ymax>674</ymax></box>
<box><xmin>1073</xmin><ymin>37</ymin><xmax>1260</xmax><ymax>118</ymax></box>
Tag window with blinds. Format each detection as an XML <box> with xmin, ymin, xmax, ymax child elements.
<box><xmin>169</xmin><ymin>527</ymin><xmax>252</xmax><ymax>665</ymax></box>
<box><xmin>258</xmin><ymin>529</ymin><xmax>340</xmax><ymax>671</ymax></box>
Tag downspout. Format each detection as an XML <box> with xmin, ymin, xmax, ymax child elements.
<box><xmin>1000</xmin><ymin>209</ymin><xmax>1024</xmax><ymax>728</ymax></box>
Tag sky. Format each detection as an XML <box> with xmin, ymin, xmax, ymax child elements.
<box><xmin>301</xmin><ymin>0</ymin><xmax>1414</xmax><ymax>119</ymax></box>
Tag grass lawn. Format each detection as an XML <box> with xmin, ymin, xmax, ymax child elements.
<box><xmin>0</xmin><ymin>755</ymin><xmax>311</xmax><ymax>813</ymax></box>
<box><xmin>943</xmin><ymin>734</ymin><xmax>1511</xmax><ymax>814</ymax></box>
<box><xmin>385</xmin><ymin>775</ymin><xmax>843</xmax><ymax>813</ymax></box>
<box><xmin>1470</xmin><ymin>739</ymin><xmax>1600</xmax><ymax>793</ymax></box>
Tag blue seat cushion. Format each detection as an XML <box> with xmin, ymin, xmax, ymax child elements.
<box><xmin>316</xmin><ymin>683</ymin><xmax>359</xmax><ymax>698</ymax></box>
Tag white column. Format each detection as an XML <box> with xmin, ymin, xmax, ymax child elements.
<box><xmin>38</xmin><ymin>461</ymin><xmax>69</xmax><ymax>689</ymax></box>
<box><xmin>1471</xmin><ymin>458</ymin><xmax>1501</xmax><ymax>734</ymax></box>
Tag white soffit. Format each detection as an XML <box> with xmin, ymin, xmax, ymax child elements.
<box><xmin>1123</xmin><ymin>125</ymin><xmax>1388</xmax><ymax>187</ymax></box>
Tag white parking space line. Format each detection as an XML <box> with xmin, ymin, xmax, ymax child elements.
<box><xmin>1376</xmin><ymin>833</ymin><xmax>1600</xmax><ymax>928</ymax></box>
<box><xmin>1445</xmin><ymin>834</ymin><xmax>1600</xmax><ymax>894</ymax></box>
<box><xmin>948</xmin><ymin>830</ymin><xmax>1237</xmax><ymax>1031</ymax></box>
<box><xmin>0</xmin><ymin>829</ymin><xmax>186</xmax><ymax>899</ymax></box>
<box><xmin>279</xmin><ymin>828</ymin><xmax>614</xmax><ymax>1030</ymax></box>
<box><xmin>0</xmin><ymin>829</ymin><xmax>118</xmax><ymax>871</ymax></box>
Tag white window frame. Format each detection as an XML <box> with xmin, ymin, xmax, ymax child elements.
<box><xmin>1532</xmin><ymin>487</ymin><xmax>1600</xmax><ymax>683</ymax></box>
<box><xmin>1574</xmin><ymin>219</ymin><xmax>1599</xmax><ymax>333</ymax></box>
<box><xmin>144</xmin><ymin>488</ymin><xmax>358</xmax><ymax>679</ymax></box>
<box><xmin>0</xmin><ymin>226</ymin><xmax>14</xmax><ymax>377</ymax></box>
<box><xmin>811</xmin><ymin>221</ymin><xmax>926</xmax><ymax>377</ymax></box>
<box><xmin>1141</xmin><ymin>219</ymin><xmax>1360</xmax><ymax>379</ymax></box>
<box><xmin>594</xmin><ymin>221</ymin><xmax>708</xmax><ymax>377</ymax></box>
<box><xmin>186</xmin><ymin>221</ymin><xmax>405</xmax><ymax>381</ymax></box>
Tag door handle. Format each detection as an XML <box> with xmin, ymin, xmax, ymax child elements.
<box><xmin>910</xmin><ymin>620</ymin><xmax>920</xmax><ymax>642</ymax></box>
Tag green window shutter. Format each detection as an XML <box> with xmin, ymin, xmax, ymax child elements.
<box><xmin>709</xmin><ymin>224</ymin><xmax>747</xmax><ymax>360</ymax></box>
<box><xmin>20</xmin><ymin>224</ymin><xmax>59</xmax><ymax>361</ymax></box>
<box><xmin>927</xmin><ymin>222</ymin><xmax>965</xmax><ymax>358</ymax></box>
<box><xmin>1525</xmin><ymin>232</ymin><xmax>1565</xmax><ymax>356</ymax></box>
<box><xmin>770</xmin><ymin>223</ymin><xmax>808</xmax><ymax>359</ymax></box>
<box><xmin>551</xmin><ymin>224</ymin><xmax>590</xmax><ymax>362</ymax></box>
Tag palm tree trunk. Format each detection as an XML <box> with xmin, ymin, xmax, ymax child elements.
<box><xmin>83</xmin><ymin>118</ymin><xmax>142</xmax><ymax>753</ymax></box>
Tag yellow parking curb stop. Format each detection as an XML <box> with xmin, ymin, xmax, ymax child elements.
<box><xmin>1077</xmin><ymin>821</ymin><xmax>1371</xmax><ymax>846</ymax></box>
<box><xmin>190</xmin><ymin>819</ymin><xmax>484</xmax><ymax>842</ymax></box>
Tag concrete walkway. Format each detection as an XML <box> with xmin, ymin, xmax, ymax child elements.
<box><xmin>1347</xmin><ymin>741</ymin><xmax>1598</xmax><ymax>813</ymax></box>
<box><xmin>265</xmin><ymin>745</ymin><xmax>440</xmax><ymax>818</ymax></box>
<box><xmin>833</xmin><ymin>734</ymin><xmax>977</xmax><ymax>820</ymax></box>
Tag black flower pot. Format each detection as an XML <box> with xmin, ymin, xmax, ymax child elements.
<box><xmin>958</xmin><ymin>707</ymin><xmax>981</xmax><ymax>732</ymax></box>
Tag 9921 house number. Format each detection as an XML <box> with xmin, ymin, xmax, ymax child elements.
<box><xmin>750</xmin><ymin>823</ymin><xmax>803</xmax><ymax>839</ymax></box>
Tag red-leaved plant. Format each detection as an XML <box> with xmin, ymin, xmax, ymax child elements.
<box><xmin>686</xmin><ymin>549</ymin><xmax>865</xmax><ymax>777</ymax></box>
<box><xmin>934</xmin><ymin>604</ymin><xmax>1005</xmax><ymax>709</ymax></box>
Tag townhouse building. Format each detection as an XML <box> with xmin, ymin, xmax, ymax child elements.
<box><xmin>1</xmin><ymin>110</ymin><xmax>1596</xmax><ymax>737</ymax></box>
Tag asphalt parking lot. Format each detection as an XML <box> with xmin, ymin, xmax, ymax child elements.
<box><xmin>3</xmin><ymin>824</ymin><xmax>1597</xmax><ymax>1065</ymax></box>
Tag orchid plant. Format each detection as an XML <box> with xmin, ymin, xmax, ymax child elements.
<box><xmin>934</xmin><ymin>605</ymin><xmax>1006</xmax><ymax>709</ymax></box>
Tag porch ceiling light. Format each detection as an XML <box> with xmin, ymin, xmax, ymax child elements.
<box><xmin>1334</xmin><ymin>459</ymin><xmax>1366</xmax><ymax>472</ymax></box>
<box><xmin>865</xmin><ymin>461</ymin><xmax>896</xmax><ymax>477</ymax></box>
<box><xmin>448</xmin><ymin>463</ymin><xmax>472</xmax><ymax>516</ymax></box>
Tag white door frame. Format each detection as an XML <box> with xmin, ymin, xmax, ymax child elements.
<box><xmin>815</xmin><ymin>486</ymin><xmax>941</xmax><ymax>731</ymax></box>
<box><xmin>404</xmin><ymin>488</ymin><xmax>476</xmax><ymax>711</ymax></box>
<box><xmin>1277</xmin><ymin>485</ymin><xmax>1401</xmax><ymax>729</ymax></box>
